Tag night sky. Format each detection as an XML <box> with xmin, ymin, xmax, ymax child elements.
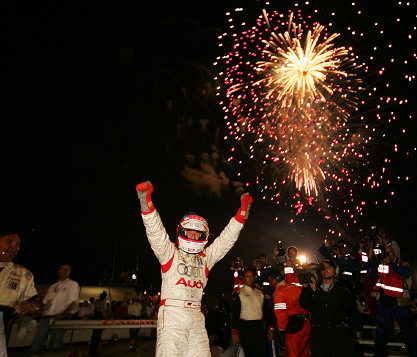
<box><xmin>2</xmin><ymin>0</ymin><xmax>416</xmax><ymax>299</ymax></box>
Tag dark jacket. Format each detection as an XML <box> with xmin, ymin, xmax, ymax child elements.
<box><xmin>299</xmin><ymin>279</ymin><xmax>357</xmax><ymax>327</ymax></box>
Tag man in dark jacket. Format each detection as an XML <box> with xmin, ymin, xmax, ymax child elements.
<box><xmin>299</xmin><ymin>260</ymin><xmax>359</xmax><ymax>357</ymax></box>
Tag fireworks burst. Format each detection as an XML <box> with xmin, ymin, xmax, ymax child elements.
<box><xmin>214</xmin><ymin>2</ymin><xmax>415</xmax><ymax>228</ymax></box>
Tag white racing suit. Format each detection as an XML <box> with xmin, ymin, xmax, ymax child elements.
<box><xmin>142</xmin><ymin>210</ymin><xmax>244</xmax><ymax>357</ymax></box>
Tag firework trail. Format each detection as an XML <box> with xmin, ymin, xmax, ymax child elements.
<box><xmin>215</xmin><ymin>2</ymin><xmax>415</xmax><ymax>228</ymax></box>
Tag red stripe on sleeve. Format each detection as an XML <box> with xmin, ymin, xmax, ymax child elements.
<box><xmin>161</xmin><ymin>252</ymin><xmax>175</xmax><ymax>273</ymax></box>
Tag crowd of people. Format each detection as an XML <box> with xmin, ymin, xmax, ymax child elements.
<box><xmin>1</xmin><ymin>180</ymin><xmax>417</xmax><ymax>357</ymax></box>
<box><xmin>217</xmin><ymin>227</ymin><xmax>417</xmax><ymax>357</ymax></box>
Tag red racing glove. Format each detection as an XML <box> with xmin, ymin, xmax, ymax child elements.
<box><xmin>135</xmin><ymin>181</ymin><xmax>155</xmax><ymax>215</ymax></box>
<box><xmin>234</xmin><ymin>193</ymin><xmax>253</xmax><ymax>224</ymax></box>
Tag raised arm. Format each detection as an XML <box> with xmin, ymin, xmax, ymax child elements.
<box><xmin>136</xmin><ymin>181</ymin><xmax>174</xmax><ymax>265</ymax></box>
<box><xmin>206</xmin><ymin>193</ymin><xmax>253</xmax><ymax>269</ymax></box>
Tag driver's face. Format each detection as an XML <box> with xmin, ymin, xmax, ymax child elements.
<box><xmin>184</xmin><ymin>229</ymin><xmax>202</xmax><ymax>240</ymax></box>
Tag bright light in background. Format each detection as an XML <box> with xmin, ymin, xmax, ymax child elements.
<box><xmin>299</xmin><ymin>255</ymin><xmax>307</xmax><ymax>265</ymax></box>
<box><xmin>131</xmin><ymin>273</ymin><xmax>137</xmax><ymax>280</ymax></box>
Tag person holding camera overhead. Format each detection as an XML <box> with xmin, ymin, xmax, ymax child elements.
<box><xmin>370</xmin><ymin>244</ymin><xmax>417</xmax><ymax>356</ymax></box>
<box><xmin>270</xmin><ymin>240</ymin><xmax>286</xmax><ymax>274</ymax></box>
<box><xmin>299</xmin><ymin>259</ymin><xmax>359</xmax><ymax>357</ymax></box>
<box><xmin>230</xmin><ymin>256</ymin><xmax>244</xmax><ymax>293</ymax></box>
<box><xmin>281</xmin><ymin>246</ymin><xmax>302</xmax><ymax>286</ymax></box>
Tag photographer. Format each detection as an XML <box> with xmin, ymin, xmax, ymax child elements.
<box><xmin>253</xmin><ymin>253</ymin><xmax>271</xmax><ymax>290</ymax></box>
<box><xmin>319</xmin><ymin>239</ymin><xmax>357</xmax><ymax>291</ymax></box>
<box><xmin>370</xmin><ymin>245</ymin><xmax>417</xmax><ymax>356</ymax></box>
<box><xmin>271</xmin><ymin>241</ymin><xmax>286</xmax><ymax>275</ymax></box>
<box><xmin>299</xmin><ymin>260</ymin><xmax>359</xmax><ymax>357</ymax></box>
<box><xmin>374</xmin><ymin>226</ymin><xmax>400</xmax><ymax>260</ymax></box>
<box><xmin>230</xmin><ymin>256</ymin><xmax>244</xmax><ymax>292</ymax></box>
<box><xmin>356</xmin><ymin>235</ymin><xmax>378</xmax><ymax>318</ymax></box>
<box><xmin>283</xmin><ymin>246</ymin><xmax>302</xmax><ymax>286</ymax></box>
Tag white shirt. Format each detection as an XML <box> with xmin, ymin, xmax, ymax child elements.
<box><xmin>238</xmin><ymin>285</ymin><xmax>264</xmax><ymax>320</ymax></box>
<box><xmin>0</xmin><ymin>262</ymin><xmax>37</xmax><ymax>307</ymax></box>
<box><xmin>78</xmin><ymin>304</ymin><xmax>92</xmax><ymax>318</ymax></box>
<box><xmin>42</xmin><ymin>278</ymin><xmax>80</xmax><ymax>316</ymax></box>
<box><xmin>128</xmin><ymin>302</ymin><xmax>142</xmax><ymax>317</ymax></box>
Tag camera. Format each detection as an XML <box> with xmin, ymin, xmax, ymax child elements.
<box><xmin>366</xmin><ymin>225</ymin><xmax>386</xmax><ymax>261</ymax></box>
<box><xmin>277</xmin><ymin>240</ymin><xmax>286</xmax><ymax>257</ymax></box>
<box><xmin>359</xmin><ymin>235</ymin><xmax>372</xmax><ymax>252</ymax></box>
<box><xmin>232</xmin><ymin>257</ymin><xmax>242</xmax><ymax>269</ymax></box>
<box><xmin>368</xmin><ymin>225</ymin><xmax>384</xmax><ymax>245</ymax></box>
<box><xmin>294</xmin><ymin>263</ymin><xmax>325</xmax><ymax>285</ymax></box>
<box><xmin>373</xmin><ymin>242</ymin><xmax>386</xmax><ymax>261</ymax></box>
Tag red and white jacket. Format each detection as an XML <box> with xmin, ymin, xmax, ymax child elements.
<box><xmin>373</xmin><ymin>263</ymin><xmax>405</xmax><ymax>298</ymax></box>
<box><xmin>142</xmin><ymin>210</ymin><xmax>244</xmax><ymax>309</ymax></box>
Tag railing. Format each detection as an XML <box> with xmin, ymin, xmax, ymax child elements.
<box><xmin>49</xmin><ymin>319</ymin><xmax>157</xmax><ymax>330</ymax></box>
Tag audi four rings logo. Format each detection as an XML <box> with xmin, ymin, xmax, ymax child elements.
<box><xmin>177</xmin><ymin>263</ymin><xmax>203</xmax><ymax>278</ymax></box>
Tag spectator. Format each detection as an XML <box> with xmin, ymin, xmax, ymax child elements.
<box><xmin>77</xmin><ymin>300</ymin><xmax>92</xmax><ymax>319</ymax></box>
<box><xmin>31</xmin><ymin>264</ymin><xmax>80</xmax><ymax>355</ymax></box>
<box><xmin>231</xmin><ymin>268</ymin><xmax>275</xmax><ymax>357</ymax></box>
<box><xmin>0</xmin><ymin>230</ymin><xmax>40</xmax><ymax>357</ymax></box>
<box><xmin>230</xmin><ymin>255</ymin><xmax>244</xmax><ymax>292</ymax></box>
<box><xmin>299</xmin><ymin>260</ymin><xmax>359</xmax><ymax>357</ymax></box>
<box><xmin>89</xmin><ymin>297</ymin><xmax>96</xmax><ymax>317</ymax></box>
<box><xmin>375</xmin><ymin>227</ymin><xmax>400</xmax><ymax>259</ymax></box>
<box><xmin>336</xmin><ymin>240</ymin><xmax>357</xmax><ymax>289</ymax></box>
<box><xmin>283</xmin><ymin>246</ymin><xmax>302</xmax><ymax>286</ymax></box>
<box><xmin>205</xmin><ymin>294</ymin><xmax>231</xmax><ymax>351</ymax></box>
<box><xmin>127</xmin><ymin>297</ymin><xmax>142</xmax><ymax>351</ymax></box>
<box><xmin>143</xmin><ymin>299</ymin><xmax>155</xmax><ymax>319</ymax></box>
<box><xmin>114</xmin><ymin>301</ymin><xmax>126</xmax><ymax>318</ymax></box>
<box><xmin>271</xmin><ymin>249</ymin><xmax>284</xmax><ymax>276</ymax></box>
<box><xmin>370</xmin><ymin>245</ymin><xmax>417</xmax><ymax>356</ymax></box>
<box><xmin>89</xmin><ymin>291</ymin><xmax>110</xmax><ymax>356</ymax></box>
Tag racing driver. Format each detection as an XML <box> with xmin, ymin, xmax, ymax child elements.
<box><xmin>136</xmin><ymin>181</ymin><xmax>252</xmax><ymax>357</ymax></box>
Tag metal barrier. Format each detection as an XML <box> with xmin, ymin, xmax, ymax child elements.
<box><xmin>7</xmin><ymin>319</ymin><xmax>157</xmax><ymax>348</ymax></box>
<box><xmin>49</xmin><ymin>319</ymin><xmax>157</xmax><ymax>330</ymax></box>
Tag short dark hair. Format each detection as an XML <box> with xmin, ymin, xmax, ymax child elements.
<box><xmin>266</xmin><ymin>270</ymin><xmax>280</xmax><ymax>280</ymax></box>
<box><xmin>243</xmin><ymin>267</ymin><xmax>255</xmax><ymax>276</ymax></box>
<box><xmin>321</xmin><ymin>259</ymin><xmax>337</xmax><ymax>269</ymax></box>
<box><xmin>0</xmin><ymin>228</ymin><xmax>20</xmax><ymax>237</ymax></box>
<box><xmin>59</xmin><ymin>263</ymin><xmax>72</xmax><ymax>270</ymax></box>
<box><xmin>257</xmin><ymin>253</ymin><xmax>266</xmax><ymax>259</ymax></box>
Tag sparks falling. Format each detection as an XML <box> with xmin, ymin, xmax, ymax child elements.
<box><xmin>223</xmin><ymin>10</ymin><xmax>362</xmax><ymax>197</ymax></box>
<box><xmin>215</xmin><ymin>2</ymin><xmax>415</xmax><ymax>227</ymax></box>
